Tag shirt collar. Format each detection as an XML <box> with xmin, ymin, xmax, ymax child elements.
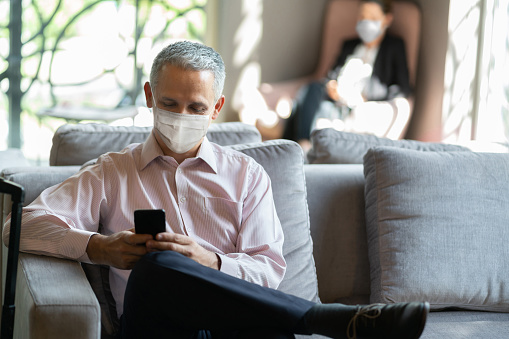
<box><xmin>140</xmin><ymin>130</ymin><xmax>217</xmax><ymax>174</ymax></box>
<box><xmin>140</xmin><ymin>130</ymin><xmax>165</xmax><ymax>170</ymax></box>
<box><xmin>196</xmin><ymin>137</ymin><xmax>218</xmax><ymax>174</ymax></box>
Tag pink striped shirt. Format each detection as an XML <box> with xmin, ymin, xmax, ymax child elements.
<box><xmin>3</xmin><ymin>131</ymin><xmax>286</xmax><ymax>317</ymax></box>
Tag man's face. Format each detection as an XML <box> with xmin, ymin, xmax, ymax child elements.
<box><xmin>145</xmin><ymin>64</ymin><xmax>224</xmax><ymax>125</ymax></box>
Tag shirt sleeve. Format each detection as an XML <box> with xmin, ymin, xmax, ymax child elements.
<box><xmin>217</xmin><ymin>161</ymin><xmax>286</xmax><ymax>289</ymax></box>
<box><xmin>2</xmin><ymin>160</ymin><xmax>109</xmax><ymax>263</ymax></box>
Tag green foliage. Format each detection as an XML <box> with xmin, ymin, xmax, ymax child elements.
<box><xmin>2</xmin><ymin>0</ymin><xmax>208</xmax><ymax>116</ymax></box>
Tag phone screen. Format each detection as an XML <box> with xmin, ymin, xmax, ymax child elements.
<box><xmin>134</xmin><ymin>209</ymin><xmax>166</xmax><ymax>239</ymax></box>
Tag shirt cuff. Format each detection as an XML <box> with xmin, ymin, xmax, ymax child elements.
<box><xmin>217</xmin><ymin>253</ymin><xmax>238</xmax><ymax>278</ymax></box>
<box><xmin>61</xmin><ymin>228</ymin><xmax>97</xmax><ymax>264</ymax></box>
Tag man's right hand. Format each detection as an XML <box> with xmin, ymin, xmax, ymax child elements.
<box><xmin>86</xmin><ymin>230</ymin><xmax>153</xmax><ymax>269</ymax></box>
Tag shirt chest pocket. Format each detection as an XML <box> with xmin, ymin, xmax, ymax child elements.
<box><xmin>203</xmin><ymin>197</ymin><xmax>243</xmax><ymax>247</ymax></box>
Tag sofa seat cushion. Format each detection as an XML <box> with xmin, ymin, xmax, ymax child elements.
<box><xmin>422</xmin><ymin>311</ymin><xmax>509</xmax><ymax>339</ymax></box>
<box><xmin>307</xmin><ymin>128</ymin><xmax>469</xmax><ymax>164</ymax></box>
<box><xmin>363</xmin><ymin>147</ymin><xmax>509</xmax><ymax>312</ymax></box>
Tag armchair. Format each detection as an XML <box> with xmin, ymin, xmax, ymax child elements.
<box><xmin>255</xmin><ymin>0</ymin><xmax>421</xmax><ymax>140</ymax></box>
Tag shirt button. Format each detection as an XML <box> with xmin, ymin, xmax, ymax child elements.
<box><xmin>180</xmin><ymin>196</ymin><xmax>186</xmax><ymax>203</ymax></box>
<box><xmin>177</xmin><ymin>168</ymin><xmax>183</xmax><ymax>173</ymax></box>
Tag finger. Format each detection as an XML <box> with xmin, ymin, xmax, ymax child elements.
<box><xmin>126</xmin><ymin>233</ymin><xmax>153</xmax><ymax>246</ymax></box>
<box><xmin>146</xmin><ymin>240</ymin><xmax>191</xmax><ymax>256</ymax></box>
<box><xmin>155</xmin><ymin>232</ymin><xmax>192</xmax><ymax>244</ymax></box>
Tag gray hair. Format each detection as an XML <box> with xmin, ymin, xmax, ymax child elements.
<box><xmin>149</xmin><ymin>41</ymin><xmax>226</xmax><ymax>102</ymax></box>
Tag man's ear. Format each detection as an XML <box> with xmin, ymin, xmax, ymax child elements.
<box><xmin>384</xmin><ymin>13</ymin><xmax>393</xmax><ymax>28</ymax></box>
<box><xmin>211</xmin><ymin>95</ymin><xmax>225</xmax><ymax>121</ymax></box>
<box><xmin>144</xmin><ymin>82</ymin><xmax>153</xmax><ymax>108</ymax></box>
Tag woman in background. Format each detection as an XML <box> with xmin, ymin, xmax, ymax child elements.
<box><xmin>284</xmin><ymin>0</ymin><xmax>411</xmax><ymax>150</ymax></box>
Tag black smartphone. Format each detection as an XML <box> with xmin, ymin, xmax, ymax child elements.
<box><xmin>134</xmin><ymin>209</ymin><xmax>166</xmax><ymax>239</ymax></box>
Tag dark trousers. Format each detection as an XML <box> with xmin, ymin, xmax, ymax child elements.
<box><xmin>284</xmin><ymin>81</ymin><xmax>328</xmax><ymax>141</ymax></box>
<box><xmin>121</xmin><ymin>251</ymin><xmax>315</xmax><ymax>339</ymax></box>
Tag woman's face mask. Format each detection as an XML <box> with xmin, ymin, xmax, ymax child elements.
<box><xmin>356</xmin><ymin>19</ymin><xmax>383</xmax><ymax>44</ymax></box>
<box><xmin>153</xmin><ymin>105</ymin><xmax>210</xmax><ymax>154</ymax></box>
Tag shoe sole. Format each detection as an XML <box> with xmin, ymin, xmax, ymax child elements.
<box><xmin>413</xmin><ymin>302</ymin><xmax>430</xmax><ymax>339</ymax></box>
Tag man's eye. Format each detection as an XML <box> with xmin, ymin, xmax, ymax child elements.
<box><xmin>192</xmin><ymin>107</ymin><xmax>207</xmax><ymax>114</ymax></box>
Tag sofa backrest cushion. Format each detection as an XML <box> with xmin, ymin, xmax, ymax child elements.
<box><xmin>307</xmin><ymin>128</ymin><xmax>470</xmax><ymax>164</ymax></box>
<box><xmin>229</xmin><ymin>140</ymin><xmax>320</xmax><ymax>303</ymax></box>
<box><xmin>304</xmin><ymin>164</ymin><xmax>370</xmax><ymax>305</ymax></box>
<box><xmin>364</xmin><ymin>147</ymin><xmax>509</xmax><ymax>312</ymax></box>
<box><xmin>50</xmin><ymin>122</ymin><xmax>262</xmax><ymax>166</ymax></box>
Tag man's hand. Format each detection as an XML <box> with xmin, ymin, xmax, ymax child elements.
<box><xmin>87</xmin><ymin>229</ymin><xmax>153</xmax><ymax>270</ymax></box>
<box><xmin>146</xmin><ymin>232</ymin><xmax>220</xmax><ymax>270</ymax></box>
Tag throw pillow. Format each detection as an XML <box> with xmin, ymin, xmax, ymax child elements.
<box><xmin>307</xmin><ymin>128</ymin><xmax>469</xmax><ymax>164</ymax></box>
<box><xmin>363</xmin><ymin>147</ymin><xmax>509</xmax><ymax>312</ymax></box>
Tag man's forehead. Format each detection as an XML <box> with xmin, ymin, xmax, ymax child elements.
<box><xmin>153</xmin><ymin>65</ymin><xmax>215</xmax><ymax>102</ymax></box>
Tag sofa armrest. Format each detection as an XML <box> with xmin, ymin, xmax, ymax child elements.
<box><xmin>0</xmin><ymin>149</ymin><xmax>30</xmax><ymax>172</ymax></box>
<box><xmin>13</xmin><ymin>253</ymin><xmax>100</xmax><ymax>338</ymax></box>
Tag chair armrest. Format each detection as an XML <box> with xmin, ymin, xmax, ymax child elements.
<box><xmin>255</xmin><ymin>76</ymin><xmax>315</xmax><ymax>140</ymax></box>
<box><xmin>13</xmin><ymin>253</ymin><xmax>100</xmax><ymax>338</ymax></box>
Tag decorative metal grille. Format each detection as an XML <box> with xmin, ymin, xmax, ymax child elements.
<box><xmin>1</xmin><ymin>0</ymin><xmax>207</xmax><ymax>148</ymax></box>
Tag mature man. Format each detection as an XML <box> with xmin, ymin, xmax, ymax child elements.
<box><xmin>3</xmin><ymin>41</ymin><xmax>428</xmax><ymax>338</ymax></box>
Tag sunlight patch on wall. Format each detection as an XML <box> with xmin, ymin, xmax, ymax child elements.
<box><xmin>443</xmin><ymin>0</ymin><xmax>509</xmax><ymax>150</ymax></box>
<box><xmin>442</xmin><ymin>0</ymin><xmax>481</xmax><ymax>143</ymax></box>
<box><xmin>475</xmin><ymin>0</ymin><xmax>509</xmax><ymax>145</ymax></box>
<box><xmin>231</xmin><ymin>0</ymin><xmax>280</xmax><ymax>129</ymax></box>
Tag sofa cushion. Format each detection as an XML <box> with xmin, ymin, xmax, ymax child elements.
<box><xmin>363</xmin><ymin>147</ymin><xmax>509</xmax><ymax>312</ymax></box>
<box><xmin>307</xmin><ymin>128</ymin><xmax>469</xmax><ymax>164</ymax></box>
<box><xmin>50</xmin><ymin>122</ymin><xmax>262</xmax><ymax>166</ymax></box>
<box><xmin>304</xmin><ymin>164</ymin><xmax>370</xmax><ymax>305</ymax></box>
<box><xmin>423</xmin><ymin>311</ymin><xmax>509</xmax><ymax>339</ymax></box>
<box><xmin>229</xmin><ymin>140</ymin><xmax>320</xmax><ymax>304</ymax></box>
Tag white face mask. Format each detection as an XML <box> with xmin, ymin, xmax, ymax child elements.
<box><xmin>153</xmin><ymin>106</ymin><xmax>210</xmax><ymax>154</ymax></box>
<box><xmin>356</xmin><ymin>20</ymin><xmax>383</xmax><ymax>43</ymax></box>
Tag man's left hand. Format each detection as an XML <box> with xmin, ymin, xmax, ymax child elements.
<box><xmin>146</xmin><ymin>232</ymin><xmax>220</xmax><ymax>270</ymax></box>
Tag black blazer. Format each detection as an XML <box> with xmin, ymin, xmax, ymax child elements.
<box><xmin>327</xmin><ymin>34</ymin><xmax>411</xmax><ymax>101</ymax></box>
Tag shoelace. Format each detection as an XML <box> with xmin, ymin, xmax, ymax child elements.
<box><xmin>346</xmin><ymin>303</ymin><xmax>385</xmax><ymax>339</ymax></box>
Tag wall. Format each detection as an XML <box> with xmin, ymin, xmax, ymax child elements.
<box><xmin>212</xmin><ymin>0</ymin><xmax>328</xmax><ymax>122</ymax></box>
<box><xmin>213</xmin><ymin>0</ymin><xmax>451</xmax><ymax>142</ymax></box>
<box><xmin>406</xmin><ymin>0</ymin><xmax>450</xmax><ymax>141</ymax></box>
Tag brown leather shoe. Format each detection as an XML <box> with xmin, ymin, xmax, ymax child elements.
<box><xmin>346</xmin><ymin>302</ymin><xmax>429</xmax><ymax>339</ymax></box>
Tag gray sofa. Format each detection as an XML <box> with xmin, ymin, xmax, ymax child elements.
<box><xmin>1</xmin><ymin>123</ymin><xmax>508</xmax><ymax>338</ymax></box>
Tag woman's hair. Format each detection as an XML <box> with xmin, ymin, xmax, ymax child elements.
<box><xmin>361</xmin><ymin>0</ymin><xmax>393</xmax><ymax>14</ymax></box>
<box><xmin>150</xmin><ymin>40</ymin><xmax>226</xmax><ymax>102</ymax></box>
